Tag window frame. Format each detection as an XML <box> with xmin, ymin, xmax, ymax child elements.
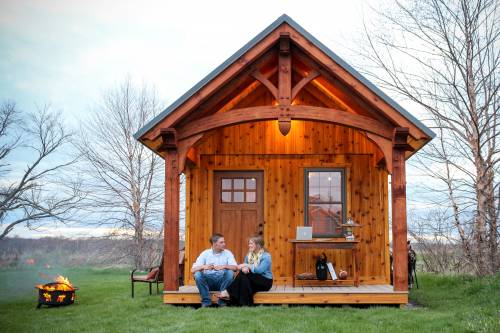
<box><xmin>304</xmin><ymin>168</ymin><xmax>346</xmax><ymax>238</ymax></box>
<box><xmin>220</xmin><ymin>177</ymin><xmax>257</xmax><ymax>203</ymax></box>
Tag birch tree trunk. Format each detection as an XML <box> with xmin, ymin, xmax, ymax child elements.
<box><xmin>357</xmin><ymin>0</ymin><xmax>499</xmax><ymax>275</ymax></box>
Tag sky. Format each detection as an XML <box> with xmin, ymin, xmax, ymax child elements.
<box><xmin>0</xmin><ymin>0</ymin><xmax>435</xmax><ymax>238</ymax></box>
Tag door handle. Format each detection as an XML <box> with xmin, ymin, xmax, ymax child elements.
<box><xmin>258</xmin><ymin>222</ymin><xmax>264</xmax><ymax>235</ymax></box>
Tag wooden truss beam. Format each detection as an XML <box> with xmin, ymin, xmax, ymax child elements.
<box><xmin>278</xmin><ymin>33</ymin><xmax>292</xmax><ymax>135</ymax></box>
<box><xmin>176</xmin><ymin>105</ymin><xmax>394</xmax><ymax>141</ymax></box>
<box><xmin>278</xmin><ymin>32</ymin><xmax>292</xmax><ymax>106</ymax></box>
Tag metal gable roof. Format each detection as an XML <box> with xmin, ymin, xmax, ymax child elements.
<box><xmin>134</xmin><ymin>14</ymin><xmax>435</xmax><ymax>140</ymax></box>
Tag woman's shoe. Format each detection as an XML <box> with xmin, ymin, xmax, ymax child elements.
<box><xmin>216</xmin><ymin>290</ymin><xmax>230</xmax><ymax>300</ymax></box>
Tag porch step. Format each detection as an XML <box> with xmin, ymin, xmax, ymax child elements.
<box><xmin>163</xmin><ymin>284</ymin><xmax>408</xmax><ymax>305</ymax></box>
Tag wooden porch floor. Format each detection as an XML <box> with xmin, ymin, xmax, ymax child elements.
<box><xmin>164</xmin><ymin>284</ymin><xmax>408</xmax><ymax>305</ymax></box>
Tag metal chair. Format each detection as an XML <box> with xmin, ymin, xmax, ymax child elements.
<box><xmin>131</xmin><ymin>250</ymin><xmax>185</xmax><ymax>297</ymax></box>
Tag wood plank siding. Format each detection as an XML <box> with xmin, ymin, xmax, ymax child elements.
<box><xmin>183</xmin><ymin>120</ymin><xmax>390</xmax><ymax>286</ymax></box>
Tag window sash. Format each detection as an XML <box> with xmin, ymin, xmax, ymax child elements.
<box><xmin>304</xmin><ymin>168</ymin><xmax>345</xmax><ymax>237</ymax></box>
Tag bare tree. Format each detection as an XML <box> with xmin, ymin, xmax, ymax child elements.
<box><xmin>358</xmin><ymin>0</ymin><xmax>499</xmax><ymax>275</ymax></box>
<box><xmin>75</xmin><ymin>79</ymin><xmax>165</xmax><ymax>269</ymax></box>
<box><xmin>409</xmin><ymin>209</ymin><xmax>468</xmax><ymax>273</ymax></box>
<box><xmin>0</xmin><ymin>101</ymin><xmax>83</xmax><ymax>240</ymax></box>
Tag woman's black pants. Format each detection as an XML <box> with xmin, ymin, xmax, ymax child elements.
<box><xmin>226</xmin><ymin>272</ymin><xmax>273</xmax><ymax>306</ymax></box>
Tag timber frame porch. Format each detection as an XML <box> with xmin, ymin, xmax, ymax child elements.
<box><xmin>164</xmin><ymin>285</ymin><xmax>408</xmax><ymax>305</ymax></box>
<box><xmin>134</xmin><ymin>14</ymin><xmax>435</xmax><ymax>306</ymax></box>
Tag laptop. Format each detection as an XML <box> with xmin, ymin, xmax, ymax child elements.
<box><xmin>296</xmin><ymin>226</ymin><xmax>313</xmax><ymax>240</ymax></box>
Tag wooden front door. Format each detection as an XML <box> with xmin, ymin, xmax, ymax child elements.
<box><xmin>213</xmin><ymin>171</ymin><xmax>264</xmax><ymax>263</ymax></box>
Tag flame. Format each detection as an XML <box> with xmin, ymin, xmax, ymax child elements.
<box><xmin>35</xmin><ymin>275</ymin><xmax>75</xmax><ymax>291</ymax></box>
<box><xmin>56</xmin><ymin>295</ymin><xmax>66</xmax><ymax>303</ymax></box>
<box><xmin>54</xmin><ymin>275</ymin><xmax>73</xmax><ymax>287</ymax></box>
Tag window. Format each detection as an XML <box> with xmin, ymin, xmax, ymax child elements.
<box><xmin>305</xmin><ymin>169</ymin><xmax>345</xmax><ymax>237</ymax></box>
<box><xmin>221</xmin><ymin>178</ymin><xmax>257</xmax><ymax>203</ymax></box>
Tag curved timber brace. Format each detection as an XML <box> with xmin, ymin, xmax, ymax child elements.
<box><xmin>158</xmin><ymin>128</ymin><xmax>201</xmax><ymax>174</ymax></box>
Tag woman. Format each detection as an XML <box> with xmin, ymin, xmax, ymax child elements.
<box><xmin>217</xmin><ymin>235</ymin><xmax>272</xmax><ymax>306</ymax></box>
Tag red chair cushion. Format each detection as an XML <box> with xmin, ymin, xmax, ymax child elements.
<box><xmin>146</xmin><ymin>267</ymin><xmax>159</xmax><ymax>280</ymax></box>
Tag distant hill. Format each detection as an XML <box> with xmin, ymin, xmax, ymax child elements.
<box><xmin>0</xmin><ymin>237</ymin><xmax>184</xmax><ymax>269</ymax></box>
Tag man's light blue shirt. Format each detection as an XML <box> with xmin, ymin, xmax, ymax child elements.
<box><xmin>192</xmin><ymin>249</ymin><xmax>237</xmax><ymax>276</ymax></box>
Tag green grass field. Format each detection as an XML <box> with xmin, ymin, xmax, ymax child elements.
<box><xmin>0</xmin><ymin>267</ymin><xmax>498</xmax><ymax>333</ymax></box>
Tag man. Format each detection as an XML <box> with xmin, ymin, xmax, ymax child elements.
<box><xmin>191</xmin><ymin>233</ymin><xmax>238</xmax><ymax>307</ymax></box>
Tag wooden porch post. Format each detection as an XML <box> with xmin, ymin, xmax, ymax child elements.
<box><xmin>161</xmin><ymin>129</ymin><xmax>180</xmax><ymax>291</ymax></box>
<box><xmin>391</xmin><ymin>128</ymin><xmax>413</xmax><ymax>292</ymax></box>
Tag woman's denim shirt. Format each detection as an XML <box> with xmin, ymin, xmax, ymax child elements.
<box><xmin>244</xmin><ymin>251</ymin><xmax>273</xmax><ymax>280</ymax></box>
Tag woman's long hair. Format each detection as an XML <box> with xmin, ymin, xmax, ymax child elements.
<box><xmin>248</xmin><ymin>235</ymin><xmax>265</xmax><ymax>251</ymax></box>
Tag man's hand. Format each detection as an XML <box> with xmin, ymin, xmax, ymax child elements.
<box><xmin>191</xmin><ymin>263</ymin><xmax>213</xmax><ymax>273</ymax></box>
<box><xmin>241</xmin><ymin>266</ymin><xmax>250</xmax><ymax>274</ymax></box>
<box><xmin>202</xmin><ymin>264</ymin><xmax>214</xmax><ymax>270</ymax></box>
<box><xmin>238</xmin><ymin>263</ymin><xmax>248</xmax><ymax>270</ymax></box>
<box><xmin>213</xmin><ymin>265</ymin><xmax>226</xmax><ymax>271</ymax></box>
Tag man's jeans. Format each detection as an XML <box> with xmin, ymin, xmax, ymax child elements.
<box><xmin>194</xmin><ymin>270</ymin><xmax>233</xmax><ymax>306</ymax></box>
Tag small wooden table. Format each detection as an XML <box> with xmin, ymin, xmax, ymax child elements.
<box><xmin>289</xmin><ymin>239</ymin><xmax>360</xmax><ymax>287</ymax></box>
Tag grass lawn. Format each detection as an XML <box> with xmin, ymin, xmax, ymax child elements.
<box><xmin>0</xmin><ymin>267</ymin><xmax>498</xmax><ymax>333</ymax></box>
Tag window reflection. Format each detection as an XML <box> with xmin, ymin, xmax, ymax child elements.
<box><xmin>306</xmin><ymin>170</ymin><xmax>344</xmax><ymax>236</ymax></box>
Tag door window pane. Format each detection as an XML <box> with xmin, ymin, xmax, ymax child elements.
<box><xmin>233</xmin><ymin>179</ymin><xmax>245</xmax><ymax>190</ymax></box>
<box><xmin>221</xmin><ymin>191</ymin><xmax>232</xmax><ymax>202</ymax></box>
<box><xmin>222</xmin><ymin>179</ymin><xmax>232</xmax><ymax>190</ymax></box>
<box><xmin>233</xmin><ymin>191</ymin><xmax>244</xmax><ymax>202</ymax></box>
<box><xmin>220</xmin><ymin>176</ymin><xmax>258</xmax><ymax>204</ymax></box>
<box><xmin>246</xmin><ymin>178</ymin><xmax>256</xmax><ymax>189</ymax></box>
<box><xmin>246</xmin><ymin>191</ymin><xmax>256</xmax><ymax>202</ymax></box>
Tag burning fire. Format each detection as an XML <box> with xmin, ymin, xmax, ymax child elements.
<box><xmin>35</xmin><ymin>275</ymin><xmax>75</xmax><ymax>292</ymax></box>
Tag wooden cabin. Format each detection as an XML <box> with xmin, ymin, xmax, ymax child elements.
<box><xmin>134</xmin><ymin>15</ymin><xmax>434</xmax><ymax>305</ymax></box>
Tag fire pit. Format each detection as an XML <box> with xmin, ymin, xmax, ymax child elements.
<box><xmin>35</xmin><ymin>275</ymin><xmax>78</xmax><ymax>309</ymax></box>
